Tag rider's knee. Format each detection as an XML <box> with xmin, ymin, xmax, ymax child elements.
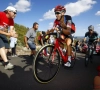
<box><xmin>66</xmin><ymin>38</ymin><xmax>72</xmax><ymax>46</ymax></box>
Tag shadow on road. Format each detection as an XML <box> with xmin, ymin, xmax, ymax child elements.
<box><xmin>18</xmin><ymin>55</ymin><xmax>34</xmax><ymax>65</ymax></box>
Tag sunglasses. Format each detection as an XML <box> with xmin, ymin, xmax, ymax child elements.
<box><xmin>55</xmin><ymin>12</ymin><xmax>61</xmax><ymax>15</ymax></box>
<box><xmin>89</xmin><ymin>29</ymin><xmax>93</xmax><ymax>31</ymax></box>
<box><xmin>13</xmin><ymin>12</ymin><xmax>17</xmax><ymax>14</ymax></box>
<box><xmin>10</xmin><ymin>11</ymin><xmax>17</xmax><ymax>14</ymax></box>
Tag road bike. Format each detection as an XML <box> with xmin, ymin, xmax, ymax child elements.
<box><xmin>85</xmin><ymin>41</ymin><xmax>97</xmax><ymax>67</ymax></box>
<box><xmin>33</xmin><ymin>32</ymin><xmax>76</xmax><ymax>83</ymax></box>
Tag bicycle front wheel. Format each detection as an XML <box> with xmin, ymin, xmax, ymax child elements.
<box><xmin>85</xmin><ymin>48</ymin><xmax>90</xmax><ymax>67</ymax></box>
<box><xmin>33</xmin><ymin>44</ymin><xmax>61</xmax><ymax>83</ymax></box>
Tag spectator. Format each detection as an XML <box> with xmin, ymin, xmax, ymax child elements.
<box><xmin>0</xmin><ymin>6</ymin><xmax>17</xmax><ymax>69</ymax></box>
<box><xmin>38</xmin><ymin>31</ymin><xmax>49</xmax><ymax>46</ymax></box>
<box><xmin>10</xmin><ymin>28</ymin><xmax>18</xmax><ymax>57</ymax></box>
<box><xmin>24</xmin><ymin>22</ymin><xmax>39</xmax><ymax>57</ymax></box>
<box><xmin>75</xmin><ymin>40</ymin><xmax>81</xmax><ymax>51</ymax></box>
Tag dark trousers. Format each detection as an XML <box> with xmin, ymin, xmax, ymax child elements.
<box><xmin>12</xmin><ymin>44</ymin><xmax>17</xmax><ymax>55</ymax></box>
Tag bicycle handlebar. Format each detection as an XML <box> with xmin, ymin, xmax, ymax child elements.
<box><xmin>46</xmin><ymin>32</ymin><xmax>61</xmax><ymax>38</ymax></box>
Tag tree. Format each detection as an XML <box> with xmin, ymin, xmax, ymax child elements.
<box><xmin>14</xmin><ymin>23</ymin><xmax>28</xmax><ymax>46</ymax></box>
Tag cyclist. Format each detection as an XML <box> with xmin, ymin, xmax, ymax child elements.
<box><xmin>0</xmin><ymin>6</ymin><xmax>17</xmax><ymax>69</ymax></box>
<box><xmin>47</xmin><ymin>5</ymin><xmax>74</xmax><ymax>67</ymax></box>
<box><xmin>84</xmin><ymin>25</ymin><xmax>99</xmax><ymax>53</ymax></box>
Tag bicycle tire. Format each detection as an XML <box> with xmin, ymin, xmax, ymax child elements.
<box><xmin>33</xmin><ymin>44</ymin><xmax>61</xmax><ymax>83</ymax></box>
<box><xmin>85</xmin><ymin>48</ymin><xmax>90</xmax><ymax>67</ymax></box>
<box><xmin>90</xmin><ymin>48</ymin><xmax>94</xmax><ymax>63</ymax></box>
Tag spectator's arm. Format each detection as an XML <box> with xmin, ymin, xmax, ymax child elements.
<box><xmin>9</xmin><ymin>26</ymin><xmax>14</xmax><ymax>32</ymax></box>
<box><xmin>0</xmin><ymin>30</ymin><xmax>10</xmax><ymax>36</ymax></box>
<box><xmin>24</xmin><ymin>36</ymin><xmax>29</xmax><ymax>49</ymax></box>
<box><xmin>24</xmin><ymin>36</ymin><xmax>28</xmax><ymax>45</ymax></box>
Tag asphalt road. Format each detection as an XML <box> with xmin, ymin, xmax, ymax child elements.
<box><xmin>0</xmin><ymin>52</ymin><xmax>100</xmax><ymax>90</ymax></box>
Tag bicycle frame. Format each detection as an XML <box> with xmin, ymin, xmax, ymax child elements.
<box><xmin>53</xmin><ymin>38</ymin><xmax>68</xmax><ymax>63</ymax></box>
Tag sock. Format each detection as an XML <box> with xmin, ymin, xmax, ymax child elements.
<box><xmin>68</xmin><ymin>56</ymin><xmax>71</xmax><ymax>62</ymax></box>
<box><xmin>4</xmin><ymin>61</ymin><xmax>9</xmax><ymax>66</ymax></box>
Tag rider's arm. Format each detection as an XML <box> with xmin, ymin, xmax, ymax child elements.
<box><xmin>95</xmin><ymin>32</ymin><xmax>99</xmax><ymax>41</ymax></box>
<box><xmin>46</xmin><ymin>29</ymin><xmax>55</xmax><ymax>34</ymax></box>
<box><xmin>84</xmin><ymin>32</ymin><xmax>88</xmax><ymax>42</ymax></box>
<box><xmin>62</xmin><ymin>27</ymin><xmax>71</xmax><ymax>35</ymax></box>
<box><xmin>61</xmin><ymin>19</ymin><xmax>71</xmax><ymax>35</ymax></box>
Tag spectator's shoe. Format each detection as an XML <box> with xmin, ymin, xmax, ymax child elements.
<box><xmin>4</xmin><ymin>62</ymin><xmax>14</xmax><ymax>70</ymax></box>
<box><xmin>14</xmin><ymin>55</ymin><xmax>18</xmax><ymax>57</ymax></box>
<box><xmin>0</xmin><ymin>61</ymin><xmax>3</xmax><ymax>66</ymax></box>
<box><xmin>11</xmin><ymin>55</ymin><xmax>15</xmax><ymax>57</ymax></box>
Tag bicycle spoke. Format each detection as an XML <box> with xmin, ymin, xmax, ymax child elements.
<box><xmin>33</xmin><ymin>44</ymin><xmax>60</xmax><ymax>83</ymax></box>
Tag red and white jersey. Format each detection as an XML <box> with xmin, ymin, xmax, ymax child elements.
<box><xmin>0</xmin><ymin>11</ymin><xmax>14</xmax><ymax>30</ymax></box>
<box><xmin>53</xmin><ymin>19</ymin><xmax>71</xmax><ymax>28</ymax></box>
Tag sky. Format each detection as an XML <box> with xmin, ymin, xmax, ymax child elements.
<box><xmin>0</xmin><ymin>0</ymin><xmax>100</xmax><ymax>36</ymax></box>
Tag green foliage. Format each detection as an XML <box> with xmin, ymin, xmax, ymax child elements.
<box><xmin>14</xmin><ymin>23</ymin><xmax>28</xmax><ymax>46</ymax></box>
<box><xmin>35</xmin><ymin>31</ymin><xmax>41</xmax><ymax>44</ymax></box>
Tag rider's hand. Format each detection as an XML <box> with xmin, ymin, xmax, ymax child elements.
<box><xmin>95</xmin><ymin>39</ymin><xmax>99</xmax><ymax>42</ymax></box>
<box><xmin>53</xmin><ymin>27</ymin><xmax>60</xmax><ymax>32</ymax></box>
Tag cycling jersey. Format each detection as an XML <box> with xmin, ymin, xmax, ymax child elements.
<box><xmin>53</xmin><ymin>17</ymin><xmax>71</xmax><ymax>28</ymax></box>
<box><xmin>85</xmin><ymin>31</ymin><xmax>99</xmax><ymax>42</ymax></box>
<box><xmin>0</xmin><ymin>11</ymin><xmax>14</xmax><ymax>30</ymax></box>
<box><xmin>53</xmin><ymin>16</ymin><xmax>73</xmax><ymax>41</ymax></box>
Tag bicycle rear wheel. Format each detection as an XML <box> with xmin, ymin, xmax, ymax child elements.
<box><xmin>90</xmin><ymin>48</ymin><xmax>94</xmax><ymax>63</ymax></box>
<box><xmin>33</xmin><ymin>44</ymin><xmax>61</xmax><ymax>83</ymax></box>
<box><xmin>70</xmin><ymin>46</ymin><xmax>76</xmax><ymax>68</ymax></box>
<box><xmin>85</xmin><ymin>48</ymin><xmax>90</xmax><ymax>67</ymax></box>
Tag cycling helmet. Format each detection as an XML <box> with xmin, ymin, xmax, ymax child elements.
<box><xmin>4</xmin><ymin>6</ymin><xmax>17</xmax><ymax>13</ymax></box>
<box><xmin>88</xmin><ymin>25</ymin><xmax>94</xmax><ymax>30</ymax></box>
<box><xmin>54</xmin><ymin>5</ymin><xmax>66</xmax><ymax>12</ymax></box>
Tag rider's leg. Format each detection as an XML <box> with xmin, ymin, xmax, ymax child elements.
<box><xmin>94</xmin><ymin>41</ymin><xmax>97</xmax><ymax>50</ymax></box>
<box><xmin>64</xmin><ymin>38</ymin><xmax>72</xmax><ymax>67</ymax></box>
<box><xmin>66</xmin><ymin>38</ymin><xmax>72</xmax><ymax>61</ymax></box>
<box><xmin>93</xmin><ymin>41</ymin><xmax>97</xmax><ymax>54</ymax></box>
